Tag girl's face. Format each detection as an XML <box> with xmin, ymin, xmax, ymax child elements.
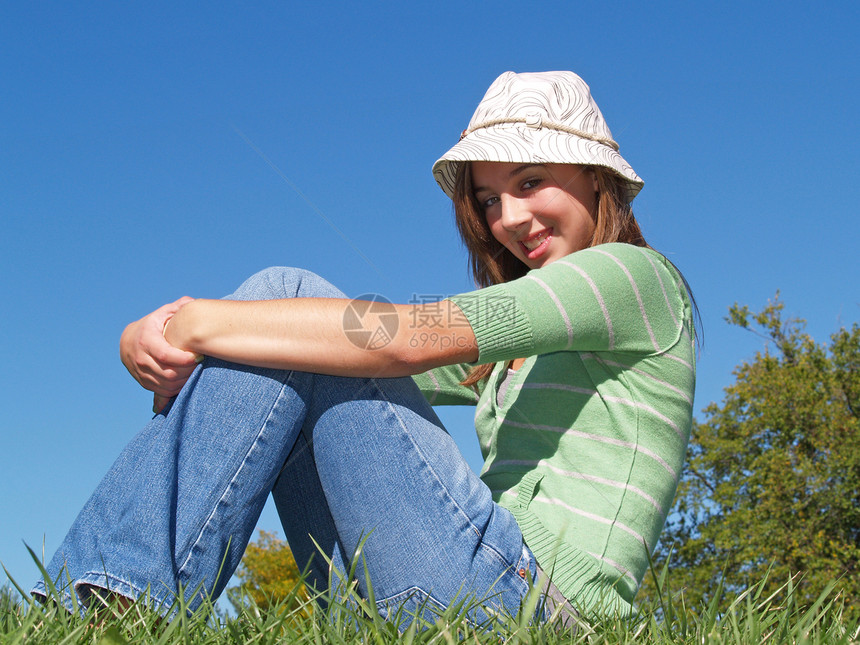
<box><xmin>471</xmin><ymin>162</ymin><xmax>598</xmax><ymax>270</ymax></box>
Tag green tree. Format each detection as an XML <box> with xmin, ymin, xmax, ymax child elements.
<box><xmin>647</xmin><ymin>295</ymin><xmax>859</xmax><ymax>614</ymax></box>
<box><xmin>229</xmin><ymin>530</ymin><xmax>310</xmax><ymax>613</ymax></box>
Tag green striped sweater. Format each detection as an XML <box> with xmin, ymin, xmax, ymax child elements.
<box><xmin>411</xmin><ymin>243</ymin><xmax>696</xmax><ymax>616</ymax></box>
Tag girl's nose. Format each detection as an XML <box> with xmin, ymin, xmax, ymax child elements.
<box><xmin>499</xmin><ymin>195</ymin><xmax>531</xmax><ymax>231</ymax></box>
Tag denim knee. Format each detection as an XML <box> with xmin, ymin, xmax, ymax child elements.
<box><xmin>229</xmin><ymin>267</ymin><xmax>346</xmax><ymax>301</ymax></box>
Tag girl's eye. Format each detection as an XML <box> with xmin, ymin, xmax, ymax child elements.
<box><xmin>521</xmin><ymin>177</ymin><xmax>543</xmax><ymax>191</ymax></box>
<box><xmin>478</xmin><ymin>195</ymin><xmax>499</xmax><ymax>210</ymax></box>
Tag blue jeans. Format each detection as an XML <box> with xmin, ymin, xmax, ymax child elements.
<box><xmin>32</xmin><ymin>268</ymin><xmax>539</xmax><ymax>625</ymax></box>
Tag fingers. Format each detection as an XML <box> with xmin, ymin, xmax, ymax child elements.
<box><xmin>132</xmin><ymin>355</ymin><xmax>197</xmax><ymax>397</ymax></box>
<box><xmin>120</xmin><ymin>297</ymin><xmax>201</xmax><ymax>398</ymax></box>
<box><xmin>148</xmin><ymin>337</ymin><xmax>199</xmax><ymax>369</ymax></box>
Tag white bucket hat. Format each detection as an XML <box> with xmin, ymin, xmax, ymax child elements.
<box><xmin>433</xmin><ymin>71</ymin><xmax>643</xmax><ymax>202</ymax></box>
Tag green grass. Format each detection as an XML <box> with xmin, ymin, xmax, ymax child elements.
<box><xmin>2</xmin><ymin>560</ymin><xmax>858</xmax><ymax>644</ymax></box>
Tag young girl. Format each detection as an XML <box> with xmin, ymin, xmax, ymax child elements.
<box><xmin>33</xmin><ymin>71</ymin><xmax>695</xmax><ymax>625</ymax></box>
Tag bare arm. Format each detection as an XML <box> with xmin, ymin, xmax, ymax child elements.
<box><xmin>162</xmin><ymin>297</ymin><xmax>478</xmax><ymax>379</ymax></box>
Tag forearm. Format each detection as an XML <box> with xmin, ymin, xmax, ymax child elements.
<box><xmin>163</xmin><ymin>298</ymin><xmax>478</xmax><ymax>378</ymax></box>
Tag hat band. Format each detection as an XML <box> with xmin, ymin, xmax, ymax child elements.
<box><xmin>460</xmin><ymin>116</ymin><xmax>619</xmax><ymax>151</ymax></box>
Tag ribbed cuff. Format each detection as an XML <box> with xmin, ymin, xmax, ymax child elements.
<box><xmin>449</xmin><ymin>286</ymin><xmax>534</xmax><ymax>363</ymax></box>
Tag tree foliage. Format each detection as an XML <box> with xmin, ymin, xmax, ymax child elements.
<box><xmin>229</xmin><ymin>530</ymin><xmax>310</xmax><ymax>613</ymax></box>
<box><xmin>648</xmin><ymin>294</ymin><xmax>860</xmax><ymax>614</ymax></box>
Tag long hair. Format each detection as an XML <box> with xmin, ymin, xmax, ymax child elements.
<box><xmin>452</xmin><ymin>161</ymin><xmax>682</xmax><ymax>386</ymax></box>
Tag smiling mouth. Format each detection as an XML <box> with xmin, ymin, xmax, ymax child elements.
<box><xmin>521</xmin><ymin>229</ymin><xmax>551</xmax><ymax>252</ymax></box>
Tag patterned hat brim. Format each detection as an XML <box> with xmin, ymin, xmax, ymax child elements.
<box><xmin>432</xmin><ymin>124</ymin><xmax>643</xmax><ymax>202</ymax></box>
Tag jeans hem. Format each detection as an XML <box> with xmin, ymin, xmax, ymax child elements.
<box><xmin>31</xmin><ymin>571</ymin><xmax>188</xmax><ymax>620</ymax></box>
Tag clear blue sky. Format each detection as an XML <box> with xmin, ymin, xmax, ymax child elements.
<box><xmin>2</xmin><ymin>2</ymin><xmax>857</xmax><ymax>596</ymax></box>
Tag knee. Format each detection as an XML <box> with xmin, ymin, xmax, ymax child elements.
<box><xmin>229</xmin><ymin>267</ymin><xmax>346</xmax><ymax>301</ymax></box>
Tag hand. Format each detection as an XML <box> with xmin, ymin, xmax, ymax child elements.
<box><xmin>120</xmin><ymin>296</ymin><xmax>200</xmax><ymax>412</ymax></box>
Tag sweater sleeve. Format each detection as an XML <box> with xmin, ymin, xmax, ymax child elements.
<box><xmin>411</xmin><ymin>363</ymin><xmax>483</xmax><ymax>406</ymax></box>
<box><xmin>448</xmin><ymin>243</ymin><xmax>690</xmax><ymax>364</ymax></box>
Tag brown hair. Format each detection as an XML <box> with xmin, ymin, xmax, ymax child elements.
<box><xmin>453</xmin><ymin>162</ymin><xmax>653</xmax><ymax>386</ymax></box>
